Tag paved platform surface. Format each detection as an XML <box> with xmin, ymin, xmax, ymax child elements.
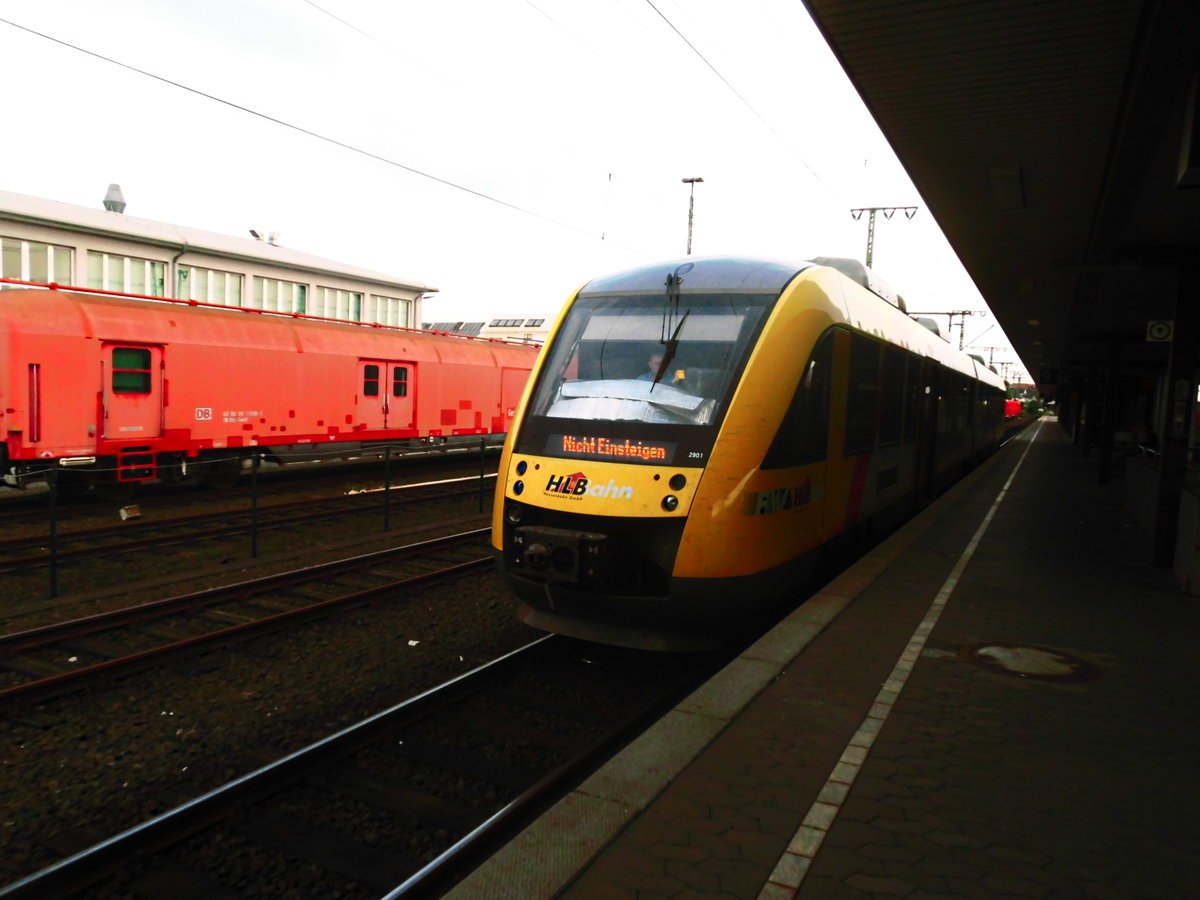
<box><xmin>446</xmin><ymin>419</ymin><xmax>1200</xmax><ymax>899</ymax></box>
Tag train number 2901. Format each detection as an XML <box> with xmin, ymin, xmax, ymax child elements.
<box><xmin>687</xmin><ymin>451</ymin><xmax>705</xmax><ymax>460</ymax></box>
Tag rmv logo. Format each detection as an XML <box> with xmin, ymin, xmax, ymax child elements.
<box><xmin>752</xmin><ymin>478</ymin><xmax>813</xmax><ymax>515</ymax></box>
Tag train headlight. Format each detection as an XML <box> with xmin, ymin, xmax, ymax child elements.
<box><xmin>516</xmin><ymin>460</ymin><xmax>528</xmax><ymax>475</ymax></box>
<box><xmin>513</xmin><ymin>480</ymin><xmax>525</xmax><ymax>495</ymax></box>
<box><xmin>669</xmin><ymin>474</ymin><xmax>687</xmax><ymax>490</ymax></box>
<box><xmin>662</xmin><ymin>495</ymin><xmax>679</xmax><ymax>512</ymax></box>
<box><xmin>506</xmin><ymin>502</ymin><xmax>524</xmax><ymax>524</ymax></box>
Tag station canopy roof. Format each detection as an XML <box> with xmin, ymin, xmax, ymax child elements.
<box><xmin>801</xmin><ymin>0</ymin><xmax>1200</xmax><ymax>392</ymax></box>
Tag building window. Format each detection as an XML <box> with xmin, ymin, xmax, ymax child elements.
<box><xmin>363</xmin><ymin>293</ymin><xmax>412</xmax><ymax>327</ymax></box>
<box><xmin>177</xmin><ymin>265</ymin><xmax>244</xmax><ymax>306</ymax></box>
<box><xmin>251</xmin><ymin>276</ymin><xmax>307</xmax><ymax>313</ymax></box>
<box><xmin>525</xmin><ymin>318</ymin><xmax>544</xmax><ymax>327</ymax></box>
<box><xmin>312</xmin><ymin>287</ymin><xmax>362</xmax><ymax>321</ymax></box>
<box><xmin>112</xmin><ymin>347</ymin><xmax>152</xmax><ymax>394</ymax></box>
<box><xmin>1</xmin><ymin>236</ymin><xmax>73</xmax><ymax>284</ymax></box>
<box><xmin>87</xmin><ymin>251</ymin><xmax>165</xmax><ymax>296</ymax></box>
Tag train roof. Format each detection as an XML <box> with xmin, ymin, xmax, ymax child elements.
<box><xmin>0</xmin><ymin>287</ymin><xmax>535</xmax><ymax>355</ymax></box>
<box><xmin>580</xmin><ymin>257</ymin><xmax>807</xmax><ymax>295</ymax></box>
<box><xmin>579</xmin><ymin>255</ymin><xmax>905</xmax><ymax>308</ymax></box>
<box><xmin>574</xmin><ymin>256</ymin><xmax>1004</xmax><ymax>390</ymax></box>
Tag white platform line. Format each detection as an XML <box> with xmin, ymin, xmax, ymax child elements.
<box><xmin>758</xmin><ymin>422</ymin><xmax>1042</xmax><ymax>899</ymax></box>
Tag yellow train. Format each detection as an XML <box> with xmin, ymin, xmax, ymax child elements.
<box><xmin>491</xmin><ymin>257</ymin><xmax>1007</xmax><ymax>650</ymax></box>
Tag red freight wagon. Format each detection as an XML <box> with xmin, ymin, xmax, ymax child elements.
<box><xmin>0</xmin><ymin>287</ymin><xmax>539</xmax><ymax>492</ymax></box>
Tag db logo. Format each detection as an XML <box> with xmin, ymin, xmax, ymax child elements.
<box><xmin>195</xmin><ymin>407</ymin><xmax>213</xmax><ymax>421</ymax></box>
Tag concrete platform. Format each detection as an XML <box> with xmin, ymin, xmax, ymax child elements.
<box><xmin>444</xmin><ymin>419</ymin><xmax>1200</xmax><ymax>899</ymax></box>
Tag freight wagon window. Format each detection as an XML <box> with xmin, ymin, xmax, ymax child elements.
<box><xmin>112</xmin><ymin>348</ymin><xmax>152</xmax><ymax>394</ymax></box>
<box><xmin>393</xmin><ymin>368</ymin><xmax>408</xmax><ymax>397</ymax></box>
<box><xmin>363</xmin><ymin>365</ymin><xmax>381</xmax><ymax>397</ymax></box>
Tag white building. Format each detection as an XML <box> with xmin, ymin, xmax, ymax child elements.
<box><xmin>480</xmin><ymin>315</ymin><xmax>552</xmax><ymax>344</ymax></box>
<box><xmin>424</xmin><ymin>315</ymin><xmax>553</xmax><ymax>345</ymax></box>
<box><xmin>0</xmin><ymin>186</ymin><xmax>434</xmax><ymax>327</ymax></box>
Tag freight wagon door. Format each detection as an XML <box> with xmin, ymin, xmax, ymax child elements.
<box><xmin>357</xmin><ymin>360</ymin><xmax>415</xmax><ymax>430</ymax></box>
<box><xmin>101</xmin><ymin>344</ymin><xmax>163</xmax><ymax>439</ymax></box>
<box><xmin>500</xmin><ymin>366</ymin><xmax>529</xmax><ymax>427</ymax></box>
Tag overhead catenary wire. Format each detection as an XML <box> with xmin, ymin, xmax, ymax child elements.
<box><xmin>302</xmin><ymin>0</ymin><xmax>683</xmax><ymax>215</ymax></box>
<box><xmin>0</xmin><ymin>15</ymin><xmax>651</xmax><ymax>256</ymax></box>
<box><xmin>640</xmin><ymin>0</ymin><xmax>842</xmax><ymax>205</ymax></box>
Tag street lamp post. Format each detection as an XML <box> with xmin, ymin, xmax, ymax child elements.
<box><xmin>682</xmin><ymin>177</ymin><xmax>704</xmax><ymax>255</ymax></box>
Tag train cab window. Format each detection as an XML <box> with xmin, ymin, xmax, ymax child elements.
<box><xmin>392</xmin><ymin>367</ymin><xmax>408</xmax><ymax>397</ymax></box>
<box><xmin>363</xmin><ymin>364</ymin><xmax>381</xmax><ymax>397</ymax></box>
<box><xmin>111</xmin><ymin>347</ymin><xmax>152</xmax><ymax>394</ymax></box>
<box><xmin>528</xmin><ymin>291</ymin><xmax>773</xmax><ymax>427</ymax></box>
<box><xmin>845</xmin><ymin>333</ymin><xmax>881</xmax><ymax>455</ymax></box>
<box><xmin>762</xmin><ymin>330</ymin><xmax>833</xmax><ymax>469</ymax></box>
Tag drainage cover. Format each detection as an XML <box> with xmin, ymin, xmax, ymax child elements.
<box><xmin>960</xmin><ymin>643</ymin><xmax>1098</xmax><ymax>682</ymax></box>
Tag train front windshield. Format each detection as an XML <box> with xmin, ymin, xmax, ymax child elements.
<box><xmin>518</xmin><ymin>291</ymin><xmax>773</xmax><ymax>461</ymax></box>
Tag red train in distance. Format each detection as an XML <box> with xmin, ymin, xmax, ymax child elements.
<box><xmin>0</xmin><ymin>283</ymin><xmax>539</xmax><ymax>494</ymax></box>
<box><xmin>1004</xmin><ymin>398</ymin><xmax>1022</xmax><ymax>418</ymax></box>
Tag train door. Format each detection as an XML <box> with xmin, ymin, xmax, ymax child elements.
<box><xmin>357</xmin><ymin>359</ymin><xmax>415</xmax><ymax>430</ymax></box>
<box><xmin>101</xmin><ymin>343</ymin><xmax>163</xmax><ymax>439</ymax></box>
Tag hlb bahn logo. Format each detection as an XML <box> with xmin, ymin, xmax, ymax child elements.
<box><xmin>545</xmin><ymin>471</ymin><xmax>634</xmax><ymax>500</ymax></box>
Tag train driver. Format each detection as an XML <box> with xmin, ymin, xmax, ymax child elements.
<box><xmin>638</xmin><ymin>349</ymin><xmax>684</xmax><ymax>385</ymax></box>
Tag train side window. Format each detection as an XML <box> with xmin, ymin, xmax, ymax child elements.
<box><xmin>879</xmin><ymin>345</ymin><xmax>904</xmax><ymax>447</ymax></box>
<box><xmin>363</xmin><ymin>364</ymin><xmax>381</xmax><ymax>397</ymax></box>
<box><xmin>112</xmin><ymin>347</ymin><xmax>152</xmax><ymax>394</ymax></box>
<box><xmin>845</xmin><ymin>333</ymin><xmax>881</xmax><ymax>455</ymax></box>
<box><xmin>393</xmin><ymin>367</ymin><xmax>408</xmax><ymax>397</ymax></box>
<box><xmin>903</xmin><ymin>355</ymin><xmax>920</xmax><ymax>443</ymax></box>
<box><xmin>762</xmin><ymin>330</ymin><xmax>833</xmax><ymax>469</ymax></box>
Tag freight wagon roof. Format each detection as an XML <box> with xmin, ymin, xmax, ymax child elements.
<box><xmin>0</xmin><ymin>289</ymin><xmax>534</xmax><ymax>364</ymax></box>
<box><xmin>0</xmin><ymin>188</ymin><xmax>435</xmax><ymax>294</ymax></box>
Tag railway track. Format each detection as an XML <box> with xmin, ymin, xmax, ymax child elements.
<box><xmin>0</xmin><ymin>452</ymin><xmax>497</xmax><ymax>531</ymax></box>
<box><xmin>0</xmin><ymin>635</ymin><xmax>721</xmax><ymax>900</ymax></box>
<box><xmin>0</xmin><ymin>474</ymin><xmax>494</xmax><ymax>579</ymax></box>
<box><xmin>0</xmin><ymin>529</ymin><xmax>493</xmax><ymax>704</ymax></box>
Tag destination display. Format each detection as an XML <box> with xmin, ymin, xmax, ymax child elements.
<box><xmin>548</xmin><ymin>433</ymin><xmax>676</xmax><ymax>464</ymax></box>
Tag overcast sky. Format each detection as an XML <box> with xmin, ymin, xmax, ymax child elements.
<box><xmin>0</xmin><ymin>0</ymin><xmax>1026</xmax><ymax>381</ymax></box>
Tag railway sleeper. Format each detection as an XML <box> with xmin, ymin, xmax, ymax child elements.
<box><xmin>386</xmin><ymin>733</ymin><xmax>539</xmax><ymax>791</ymax></box>
<box><xmin>230</xmin><ymin>807</ymin><xmax>417</xmax><ymax>889</ymax></box>
<box><xmin>309</xmin><ymin>766</ymin><xmax>479</xmax><ymax>832</ymax></box>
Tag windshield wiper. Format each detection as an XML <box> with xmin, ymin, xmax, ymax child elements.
<box><xmin>655</xmin><ymin>262</ymin><xmax>693</xmax><ymax>385</ymax></box>
<box><xmin>653</xmin><ymin>310</ymin><xmax>689</xmax><ymax>384</ymax></box>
